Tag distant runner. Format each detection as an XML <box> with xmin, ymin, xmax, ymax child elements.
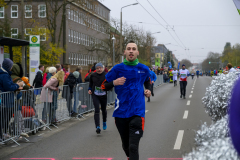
<box><xmin>179</xmin><ymin>64</ymin><xmax>190</xmax><ymax>99</ymax></box>
<box><xmin>102</xmin><ymin>40</ymin><xmax>151</xmax><ymax>160</ymax></box>
<box><xmin>172</xmin><ymin>67</ymin><xmax>178</xmax><ymax>87</ymax></box>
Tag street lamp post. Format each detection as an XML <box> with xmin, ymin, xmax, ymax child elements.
<box><xmin>120</xmin><ymin>3</ymin><xmax>138</xmax><ymax>63</ymax></box>
<box><xmin>112</xmin><ymin>35</ymin><xmax>116</xmax><ymax>66</ymax></box>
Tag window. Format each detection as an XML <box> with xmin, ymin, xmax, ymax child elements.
<box><xmin>73</xmin><ymin>31</ymin><xmax>76</xmax><ymax>43</ymax></box>
<box><xmin>76</xmin><ymin>11</ymin><xmax>78</xmax><ymax>23</ymax></box>
<box><xmin>11</xmin><ymin>5</ymin><xmax>18</xmax><ymax>18</ymax></box>
<box><xmin>0</xmin><ymin>7</ymin><xmax>4</xmax><ymax>18</ymax></box>
<box><xmin>69</xmin><ymin>29</ymin><xmax>71</xmax><ymax>42</ymax></box>
<box><xmin>74</xmin><ymin>11</ymin><xmax>76</xmax><ymax>21</ymax></box>
<box><xmin>68</xmin><ymin>9</ymin><xmax>70</xmax><ymax>19</ymax></box>
<box><xmin>78</xmin><ymin>12</ymin><xmax>81</xmax><ymax>24</ymax></box>
<box><xmin>11</xmin><ymin>28</ymin><xmax>18</xmax><ymax>38</ymax></box>
<box><xmin>71</xmin><ymin>30</ymin><xmax>73</xmax><ymax>42</ymax></box>
<box><xmin>39</xmin><ymin>28</ymin><xmax>46</xmax><ymax>41</ymax></box>
<box><xmin>76</xmin><ymin>31</ymin><xmax>78</xmax><ymax>44</ymax></box>
<box><xmin>79</xmin><ymin>32</ymin><xmax>81</xmax><ymax>44</ymax></box>
<box><xmin>38</xmin><ymin>5</ymin><xmax>46</xmax><ymax>18</ymax></box>
<box><xmin>71</xmin><ymin>10</ymin><xmax>73</xmax><ymax>20</ymax></box>
<box><xmin>25</xmin><ymin>28</ymin><xmax>32</xmax><ymax>35</ymax></box>
<box><xmin>25</xmin><ymin>5</ymin><xmax>32</xmax><ymax>18</ymax></box>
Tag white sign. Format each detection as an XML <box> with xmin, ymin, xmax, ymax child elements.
<box><xmin>29</xmin><ymin>35</ymin><xmax>40</xmax><ymax>86</ymax></box>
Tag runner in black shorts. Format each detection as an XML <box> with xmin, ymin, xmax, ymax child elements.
<box><xmin>101</xmin><ymin>40</ymin><xmax>151</xmax><ymax>160</ymax></box>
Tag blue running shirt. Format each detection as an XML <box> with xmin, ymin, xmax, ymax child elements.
<box><xmin>105</xmin><ymin>63</ymin><xmax>151</xmax><ymax>118</ymax></box>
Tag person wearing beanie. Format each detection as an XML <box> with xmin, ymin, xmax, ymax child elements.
<box><xmin>0</xmin><ymin>58</ymin><xmax>24</xmax><ymax>141</ymax></box>
<box><xmin>101</xmin><ymin>40</ymin><xmax>151</xmax><ymax>160</ymax></box>
<box><xmin>179</xmin><ymin>64</ymin><xmax>190</xmax><ymax>99</ymax></box>
<box><xmin>88</xmin><ymin>62</ymin><xmax>108</xmax><ymax>134</ymax></box>
<box><xmin>63</xmin><ymin>71</ymin><xmax>79</xmax><ymax>117</ymax></box>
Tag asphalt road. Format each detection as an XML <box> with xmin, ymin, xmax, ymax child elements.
<box><xmin>1</xmin><ymin>76</ymin><xmax>213</xmax><ymax>160</ymax></box>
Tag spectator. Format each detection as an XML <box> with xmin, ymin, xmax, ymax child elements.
<box><xmin>33</xmin><ymin>65</ymin><xmax>44</xmax><ymax>95</ymax></box>
<box><xmin>85</xmin><ymin>71</ymin><xmax>93</xmax><ymax>82</ymax></box>
<box><xmin>42</xmin><ymin>67</ymin><xmax>50</xmax><ymax>86</ymax></box>
<box><xmin>157</xmin><ymin>67</ymin><xmax>161</xmax><ymax>75</ymax></box>
<box><xmin>47</xmin><ymin>67</ymin><xmax>55</xmax><ymax>82</ymax></box>
<box><xmin>228</xmin><ymin>63</ymin><xmax>236</xmax><ymax>73</ymax></box>
<box><xmin>91</xmin><ymin>62</ymin><xmax>97</xmax><ymax>72</ymax></box>
<box><xmin>0</xmin><ymin>58</ymin><xmax>23</xmax><ymax>141</ymax></box>
<box><xmin>63</xmin><ymin>71</ymin><xmax>79</xmax><ymax>117</ymax></box>
<box><xmin>163</xmin><ymin>71</ymin><xmax>169</xmax><ymax>83</ymax></box>
<box><xmin>76</xmin><ymin>66</ymin><xmax>82</xmax><ymax>84</ymax></box>
<box><xmin>104</xmin><ymin>65</ymin><xmax>108</xmax><ymax>73</ymax></box>
<box><xmin>56</xmin><ymin>64</ymin><xmax>62</xmax><ymax>72</ymax></box>
<box><xmin>10</xmin><ymin>63</ymin><xmax>30</xmax><ymax>138</ymax></box>
<box><xmin>61</xmin><ymin>64</ymin><xmax>67</xmax><ymax>73</ymax></box>
<box><xmin>40</xmin><ymin>70</ymin><xmax>64</xmax><ymax>125</ymax></box>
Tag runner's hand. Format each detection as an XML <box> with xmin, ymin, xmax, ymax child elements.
<box><xmin>151</xmin><ymin>81</ymin><xmax>154</xmax><ymax>84</ymax></box>
<box><xmin>17</xmin><ymin>81</ymin><xmax>24</xmax><ymax>90</ymax></box>
<box><xmin>88</xmin><ymin>90</ymin><xmax>92</xmax><ymax>95</ymax></box>
<box><xmin>144</xmin><ymin>89</ymin><xmax>151</xmax><ymax>98</ymax></box>
<box><xmin>113</xmin><ymin>77</ymin><xmax>126</xmax><ymax>86</ymax></box>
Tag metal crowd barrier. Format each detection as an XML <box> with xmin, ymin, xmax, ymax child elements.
<box><xmin>154</xmin><ymin>75</ymin><xmax>163</xmax><ymax>88</ymax></box>
<box><xmin>0</xmin><ymin>75</ymin><xmax>162</xmax><ymax>146</ymax></box>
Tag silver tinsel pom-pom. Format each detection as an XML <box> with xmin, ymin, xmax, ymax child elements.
<box><xmin>183</xmin><ymin>138</ymin><xmax>239</xmax><ymax>160</ymax></box>
<box><xmin>202</xmin><ymin>72</ymin><xmax>240</xmax><ymax>122</ymax></box>
<box><xmin>195</xmin><ymin>115</ymin><xmax>229</xmax><ymax>147</ymax></box>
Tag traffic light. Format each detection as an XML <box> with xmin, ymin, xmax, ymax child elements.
<box><xmin>209</xmin><ymin>62</ymin><xmax>211</xmax><ymax>64</ymax></box>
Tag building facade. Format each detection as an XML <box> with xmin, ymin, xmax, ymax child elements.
<box><xmin>152</xmin><ymin>44</ymin><xmax>169</xmax><ymax>68</ymax></box>
<box><xmin>0</xmin><ymin>0</ymin><xmax>110</xmax><ymax>75</ymax></box>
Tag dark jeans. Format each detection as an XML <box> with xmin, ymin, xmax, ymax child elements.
<box><xmin>115</xmin><ymin>116</ymin><xmax>144</xmax><ymax>160</ymax></box>
<box><xmin>0</xmin><ymin>107</ymin><xmax>14</xmax><ymax>139</ymax></box>
<box><xmin>66</xmin><ymin>93</ymin><xmax>73</xmax><ymax>115</ymax></box>
<box><xmin>180</xmin><ymin>81</ymin><xmax>187</xmax><ymax>96</ymax></box>
<box><xmin>191</xmin><ymin>75</ymin><xmax>194</xmax><ymax>79</ymax></box>
<box><xmin>92</xmin><ymin>94</ymin><xmax>107</xmax><ymax>128</ymax></box>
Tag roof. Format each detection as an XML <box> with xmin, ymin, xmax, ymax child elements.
<box><xmin>110</xmin><ymin>26</ymin><xmax>120</xmax><ymax>35</ymax></box>
<box><xmin>0</xmin><ymin>37</ymin><xmax>29</xmax><ymax>46</ymax></box>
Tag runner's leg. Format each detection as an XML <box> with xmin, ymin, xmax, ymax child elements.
<box><xmin>99</xmin><ymin>96</ymin><xmax>107</xmax><ymax>123</ymax></box>
<box><xmin>92</xmin><ymin>94</ymin><xmax>101</xmax><ymax>128</ymax></box>
<box><xmin>115</xmin><ymin>117</ymin><xmax>130</xmax><ymax>158</ymax></box>
<box><xmin>129</xmin><ymin>116</ymin><xmax>144</xmax><ymax>160</ymax></box>
<box><xmin>180</xmin><ymin>81</ymin><xmax>183</xmax><ymax>96</ymax></box>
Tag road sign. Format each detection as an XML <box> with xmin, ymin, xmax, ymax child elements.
<box><xmin>29</xmin><ymin>35</ymin><xmax>40</xmax><ymax>85</ymax></box>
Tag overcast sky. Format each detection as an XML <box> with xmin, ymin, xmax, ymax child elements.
<box><xmin>102</xmin><ymin>0</ymin><xmax>240</xmax><ymax>63</ymax></box>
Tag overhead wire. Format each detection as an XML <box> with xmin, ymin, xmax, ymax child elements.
<box><xmin>135</xmin><ymin>0</ymin><xmax>185</xmax><ymax>51</ymax></box>
<box><xmin>146</xmin><ymin>0</ymin><xmax>187</xmax><ymax>49</ymax></box>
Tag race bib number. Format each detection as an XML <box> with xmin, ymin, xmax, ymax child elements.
<box><xmin>181</xmin><ymin>74</ymin><xmax>186</xmax><ymax>77</ymax></box>
<box><xmin>94</xmin><ymin>86</ymin><xmax>106</xmax><ymax>96</ymax></box>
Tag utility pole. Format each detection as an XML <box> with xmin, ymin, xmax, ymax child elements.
<box><xmin>21</xmin><ymin>0</ymin><xmax>26</xmax><ymax>76</ymax></box>
<box><xmin>63</xmin><ymin>0</ymin><xmax>66</xmax><ymax>64</ymax></box>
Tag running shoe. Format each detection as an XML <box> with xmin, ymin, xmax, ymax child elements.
<box><xmin>103</xmin><ymin>122</ymin><xmax>107</xmax><ymax>130</ymax></box>
<box><xmin>96</xmin><ymin>126</ymin><xmax>101</xmax><ymax>134</ymax></box>
<box><xmin>180</xmin><ymin>95</ymin><xmax>182</xmax><ymax>98</ymax></box>
<box><xmin>183</xmin><ymin>96</ymin><xmax>186</xmax><ymax>99</ymax></box>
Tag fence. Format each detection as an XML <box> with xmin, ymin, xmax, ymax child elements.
<box><xmin>0</xmin><ymin>76</ymin><xmax>162</xmax><ymax>146</ymax></box>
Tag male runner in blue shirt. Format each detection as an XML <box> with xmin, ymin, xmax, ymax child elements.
<box><xmin>101</xmin><ymin>40</ymin><xmax>151</xmax><ymax>160</ymax></box>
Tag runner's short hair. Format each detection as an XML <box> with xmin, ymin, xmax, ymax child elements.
<box><xmin>39</xmin><ymin>65</ymin><xmax>44</xmax><ymax>69</ymax></box>
<box><xmin>127</xmin><ymin>40</ymin><xmax>135</xmax><ymax>44</ymax></box>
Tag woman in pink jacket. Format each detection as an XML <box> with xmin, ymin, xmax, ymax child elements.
<box><xmin>41</xmin><ymin>68</ymin><xmax>65</xmax><ymax>125</ymax></box>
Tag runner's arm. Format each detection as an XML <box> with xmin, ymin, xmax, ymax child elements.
<box><xmin>88</xmin><ymin>75</ymin><xmax>93</xmax><ymax>91</ymax></box>
<box><xmin>101</xmin><ymin>80</ymin><xmax>114</xmax><ymax>91</ymax></box>
<box><xmin>144</xmin><ymin>77</ymin><xmax>151</xmax><ymax>90</ymax></box>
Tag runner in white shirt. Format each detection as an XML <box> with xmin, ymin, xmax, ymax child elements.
<box><xmin>171</xmin><ymin>67</ymin><xmax>178</xmax><ymax>87</ymax></box>
<box><xmin>228</xmin><ymin>63</ymin><xmax>236</xmax><ymax>73</ymax></box>
<box><xmin>179</xmin><ymin>64</ymin><xmax>190</xmax><ymax>99</ymax></box>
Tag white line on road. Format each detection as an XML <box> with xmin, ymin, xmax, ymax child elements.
<box><xmin>187</xmin><ymin>100</ymin><xmax>190</xmax><ymax>105</ymax></box>
<box><xmin>189</xmin><ymin>95</ymin><xmax>192</xmax><ymax>98</ymax></box>
<box><xmin>174</xmin><ymin>130</ymin><xmax>184</xmax><ymax>150</ymax></box>
<box><xmin>183</xmin><ymin>110</ymin><xmax>189</xmax><ymax>119</ymax></box>
<box><xmin>145</xmin><ymin>110</ymin><xmax>149</xmax><ymax>113</ymax></box>
<box><xmin>191</xmin><ymin>91</ymin><xmax>193</xmax><ymax>93</ymax></box>
<box><xmin>192</xmin><ymin>88</ymin><xmax>194</xmax><ymax>90</ymax></box>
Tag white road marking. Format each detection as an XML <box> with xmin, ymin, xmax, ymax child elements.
<box><xmin>183</xmin><ymin>110</ymin><xmax>189</xmax><ymax>119</ymax></box>
<box><xmin>145</xmin><ymin>110</ymin><xmax>149</xmax><ymax>113</ymax></box>
<box><xmin>192</xmin><ymin>88</ymin><xmax>194</xmax><ymax>90</ymax></box>
<box><xmin>189</xmin><ymin>95</ymin><xmax>192</xmax><ymax>98</ymax></box>
<box><xmin>191</xmin><ymin>91</ymin><xmax>193</xmax><ymax>93</ymax></box>
<box><xmin>187</xmin><ymin>100</ymin><xmax>190</xmax><ymax>105</ymax></box>
<box><xmin>174</xmin><ymin>130</ymin><xmax>184</xmax><ymax>150</ymax></box>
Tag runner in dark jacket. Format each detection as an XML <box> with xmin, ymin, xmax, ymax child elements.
<box><xmin>88</xmin><ymin>63</ymin><xmax>107</xmax><ymax>134</ymax></box>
